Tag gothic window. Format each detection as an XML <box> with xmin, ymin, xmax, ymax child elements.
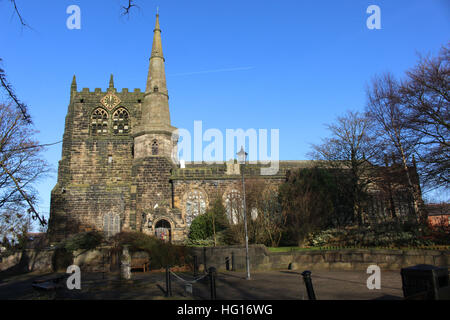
<box><xmin>225</xmin><ymin>189</ymin><xmax>242</xmax><ymax>225</ymax></box>
<box><xmin>103</xmin><ymin>213</ymin><xmax>120</xmax><ymax>237</ymax></box>
<box><xmin>185</xmin><ymin>190</ymin><xmax>206</xmax><ymax>226</ymax></box>
<box><xmin>91</xmin><ymin>108</ymin><xmax>109</xmax><ymax>135</ymax></box>
<box><xmin>251</xmin><ymin>208</ymin><xmax>258</xmax><ymax>221</ymax></box>
<box><xmin>112</xmin><ymin>107</ymin><xmax>129</xmax><ymax>134</ymax></box>
<box><xmin>152</xmin><ymin>140</ymin><xmax>159</xmax><ymax>155</ymax></box>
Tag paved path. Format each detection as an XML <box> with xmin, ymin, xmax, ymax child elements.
<box><xmin>0</xmin><ymin>269</ymin><xmax>404</xmax><ymax>300</ymax></box>
<box><xmin>212</xmin><ymin>270</ymin><xmax>403</xmax><ymax>300</ymax></box>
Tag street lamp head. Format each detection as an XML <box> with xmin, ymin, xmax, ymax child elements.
<box><xmin>237</xmin><ymin>146</ymin><xmax>248</xmax><ymax>164</ymax></box>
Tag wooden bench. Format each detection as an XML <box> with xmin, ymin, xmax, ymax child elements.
<box><xmin>131</xmin><ymin>258</ymin><xmax>149</xmax><ymax>272</ymax></box>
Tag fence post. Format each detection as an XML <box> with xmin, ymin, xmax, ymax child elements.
<box><xmin>231</xmin><ymin>251</ymin><xmax>235</xmax><ymax>271</ymax></box>
<box><xmin>225</xmin><ymin>256</ymin><xmax>230</xmax><ymax>271</ymax></box>
<box><xmin>165</xmin><ymin>265</ymin><xmax>172</xmax><ymax>297</ymax></box>
<box><xmin>203</xmin><ymin>247</ymin><xmax>207</xmax><ymax>273</ymax></box>
<box><xmin>193</xmin><ymin>255</ymin><xmax>198</xmax><ymax>277</ymax></box>
<box><xmin>301</xmin><ymin>270</ymin><xmax>316</xmax><ymax>300</ymax></box>
<box><xmin>208</xmin><ymin>267</ymin><xmax>217</xmax><ymax>300</ymax></box>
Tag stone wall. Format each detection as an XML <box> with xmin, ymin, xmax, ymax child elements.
<box><xmin>0</xmin><ymin>247</ymin><xmax>116</xmax><ymax>273</ymax></box>
<box><xmin>191</xmin><ymin>245</ymin><xmax>450</xmax><ymax>272</ymax></box>
<box><xmin>0</xmin><ymin>249</ymin><xmax>53</xmax><ymax>273</ymax></box>
<box><xmin>2</xmin><ymin>246</ymin><xmax>448</xmax><ymax>274</ymax></box>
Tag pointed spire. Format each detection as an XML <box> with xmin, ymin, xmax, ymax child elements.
<box><xmin>141</xmin><ymin>12</ymin><xmax>171</xmax><ymax>129</ymax></box>
<box><xmin>146</xmin><ymin>12</ymin><xmax>167</xmax><ymax>94</ymax></box>
<box><xmin>109</xmin><ymin>74</ymin><xmax>114</xmax><ymax>89</ymax></box>
<box><xmin>134</xmin><ymin>12</ymin><xmax>177</xmax><ymax>160</ymax></box>
<box><xmin>71</xmin><ymin>74</ymin><xmax>77</xmax><ymax>91</ymax></box>
<box><xmin>151</xmin><ymin>13</ymin><xmax>164</xmax><ymax>61</ymax></box>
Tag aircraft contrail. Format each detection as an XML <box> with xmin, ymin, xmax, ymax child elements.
<box><xmin>168</xmin><ymin>66</ymin><xmax>255</xmax><ymax>77</ymax></box>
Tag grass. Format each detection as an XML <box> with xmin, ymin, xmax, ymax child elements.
<box><xmin>183</xmin><ymin>244</ymin><xmax>450</xmax><ymax>252</ymax></box>
<box><xmin>267</xmin><ymin>245</ymin><xmax>450</xmax><ymax>252</ymax></box>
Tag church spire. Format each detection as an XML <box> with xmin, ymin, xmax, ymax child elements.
<box><xmin>141</xmin><ymin>12</ymin><xmax>171</xmax><ymax>129</ymax></box>
<box><xmin>145</xmin><ymin>13</ymin><xmax>167</xmax><ymax>95</ymax></box>
<box><xmin>151</xmin><ymin>13</ymin><xmax>163</xmax><ymax>60</ymax></box>
<box><xmin>133</xmin><ymin>12</ymin><xmax>177</xmax><ymax>161</ymax></box>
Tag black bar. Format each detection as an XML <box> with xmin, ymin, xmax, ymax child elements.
<box><xmin>301</xmin><ymin>270</ymin><xmax>316</xmax><ymax>300</ymax></box>
<box><xmin>203</xmin><ymin>247</ymin><xmax>207</xmax><ymax>273</ymax></box>
<box><xmin>208</xmin><ymin>267</ymin><xmax>217</xmax><ymax>300</ymax></box>
<box><xmin>225</xmin><ymin>256</ymin><xmax>230</xmax><ymax>271</ymax></box>
<box><xmin>231</xmin><ymin>251</ymin><xmax>235</xmax><ymax>271</ymax></box>
<box><xmin>193</xmin><ymin>255</ymin><xmax>198</xmax><ymax>277</ymax></box>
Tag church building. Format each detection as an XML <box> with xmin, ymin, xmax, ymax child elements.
<box><xmin>47</xmin><ymin>14</ymin><xmax>420</xmax><ymax>243</ymax></box>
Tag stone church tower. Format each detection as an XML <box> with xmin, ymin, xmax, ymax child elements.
<box><xmin>48</xmin><ymin>14</ymin><xmax>184</xmax><ymax>242</ymax></box>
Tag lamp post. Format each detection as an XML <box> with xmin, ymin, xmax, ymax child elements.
<box><xmin>237</xmin><ymin>146</ymin><xmax>250</xmax><ymax>280</ymax></box>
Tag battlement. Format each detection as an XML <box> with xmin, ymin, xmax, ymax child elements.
<box><xmin>74</xmin><ymin>88</ymin><xmax>143</xmax><ymax>95</ymax></box>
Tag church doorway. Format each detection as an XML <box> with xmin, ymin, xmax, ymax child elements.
<box><xmin>155</xmin><ymin>219</ymin><xmax>171</xmax><ymax>243</ymax></box>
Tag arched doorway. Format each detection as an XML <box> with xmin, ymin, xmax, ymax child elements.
<box><xmin>155</xmin><ymin>219</ymin><xmax>171</xmax><ymax>243</ymax></box>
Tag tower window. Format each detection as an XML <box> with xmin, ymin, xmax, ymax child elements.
<box><xmin>153</xmin><ymin>86</ymin><xmax>159</xmax><ymax>92</ymax></box>
<box><xmin>112</xmin><ymin>107</ymin><xmax>130</xmax><ymax>134</ymax></box>
<box><xmin>152</xmin><ymin>140</ymin><xmax>159</xmax><ymax>155</ymax></box>
<box><xmin>91</xmin><ymin>108</ymin><xmax>108</xmax><ymax>135</ymax></box>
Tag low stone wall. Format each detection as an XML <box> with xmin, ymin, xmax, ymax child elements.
<box><xmin>0</xmin><ymin>247</ymin><xmax>148</xmax><ymax>273</ymax></box>
<box><xmin>0</xmin><ymin>249</ymin><xmax>53</xmax><ymax>273</ymax></box>
<box><xmin>191</xmin><ymin>245</ymin><xmax>450</xmax><ymax>272</ymax></box>
<box><xmin>2</xmin><ymin>245</ymin><xmax>449</xmax><ymax>274</ymax></box>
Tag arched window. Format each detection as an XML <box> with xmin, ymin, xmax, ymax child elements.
<box><xmin>152</xmin><ymin>140</ymin><xmax>159</xmax><ymax>155</ymax></box>
<box><xmin>103</xmin><ymin>213</ymin><xmax>120</xmax><ymax>237</ymax></box>
<box><xmin>225</xmin><ymin>189</ymin><xmax>242</xmax><ymax>225</ymax></box>
<box><xmin>91</xmin><ymin>108</ymin><xmax>109</xmax><ymax>135</ymax></box>
<box><xmin>185</xmin><ymin>190</ymin><xmax>206</xmax><ymax>226</ymax></box>
<box><xmin>112</xmin><ymin>107</ymin><xmax>129</xmax><ymax>134</ymax></box>
<box><xmin>251</xmin><ymin>208</ymin><xmax>258</xmax><ymax>221</ymax></box>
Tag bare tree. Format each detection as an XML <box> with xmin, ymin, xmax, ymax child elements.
<box><xmin>309</xmin><ymin>110</ymin><xmax>379</xmax><ymax>225</ymax></box>
<box><xmin>0</xmin><ymin>103</ymin><xmax>49</xmax><ymax>237</ymax></box>
<box><xmin>366</xmin><ymin>73</ymin><xmax>423</xmax><ymax>222</ymax></box>
<box><xmin>0</xmin><ymin>59</ymin><xmax>31</xmax><ymax>123</ymax></box>
<box><xmin>0</xmin><ymin>207</ymin><xmax>31</xmax><ymax>247</ymax></box>
<box><xmin>121</xmin><ymin>0</ymin><xmax>140</xmax><ymax>16</ymax></box>
<box><xmin>245</xmin><ymin>180</ymin><xmax>285</xmax><ymax>247</ymax></box>
<box><xmin>401</xmin><ymin>44</ymin><xmax>449</xmax><ymax>189</ymax></box>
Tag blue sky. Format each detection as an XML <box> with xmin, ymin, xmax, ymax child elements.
<box><xmin>0</xmin><ymin>0</ymin><xmax>449</xmax><ymax>227</ymax></box>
